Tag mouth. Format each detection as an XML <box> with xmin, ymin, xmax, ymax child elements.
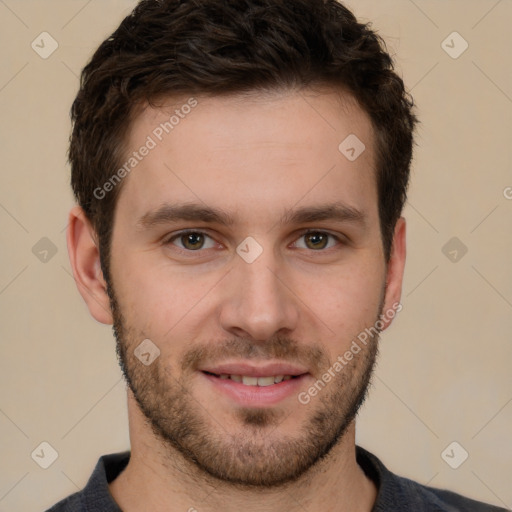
<box><xmin>199</xmin><ymin>365</ymin><xmax>311</xmax><ymax>407</ymax></box>
<box><xmin>202</xmin><ymin>371</ymin><xmax>303</xmax><ymax>386</ymax></box>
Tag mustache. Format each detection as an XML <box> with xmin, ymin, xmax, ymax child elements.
<box><xmin>179</xmin><ymin>335</ymin><xmax>329</xmax><ymax>375</ymax></box>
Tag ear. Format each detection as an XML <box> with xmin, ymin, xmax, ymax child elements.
<box><xmin>66</xmin><ymin>205</ymin><xmax>113</xmax><ymax>325</ymax></box>
<box><xmin>380</xmin><ymin>217</ymin><xmax>406</xmax><ymax>331</ymax></box>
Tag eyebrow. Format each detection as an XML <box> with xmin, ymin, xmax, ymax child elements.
<box><xmin>136</xmin><ymin>201</ymin><xmax>366</xmax><ymax>231</ymax></box>
<box><xmin>136</xmin><ymin>203</ymin><xmax>236</xmax><ymax>230</ymax></box>
<box><xmin>279</xmin><ymin>202</ymin><xmax>366</xmax><ymax>228</ymax></box>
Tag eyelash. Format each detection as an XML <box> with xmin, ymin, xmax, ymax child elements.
<box><xmin>163</xmin><ymin>229</ymin><xmax>344</xmax><ymax>255</ymax></box>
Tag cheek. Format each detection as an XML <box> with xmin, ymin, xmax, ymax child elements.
<box><xmin>296</xmin><ymin>259</ymin><xmax>385</xmax><ymax>336</ymax></box>
<box><xmin>110</xmin><ymin>249</ymin><xmax>220</xmax><ymax>337</ymax></box>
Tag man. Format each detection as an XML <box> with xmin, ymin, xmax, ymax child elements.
<box><xmin>47</xmin><ymin>0</ymin><xmax>508</xmax><ymax>510</ymax></box>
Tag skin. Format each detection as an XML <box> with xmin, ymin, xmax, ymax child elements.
<box><xmin>67</xmin><ymin>87</ymin><xmax>406</xmax><ymax>512</ymax></box>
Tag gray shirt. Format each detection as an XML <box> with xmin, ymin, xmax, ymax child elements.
<box><xmin>45</xmin><ymin>446</ymin><xmax>509</xmax><ymax>511</ymax></box>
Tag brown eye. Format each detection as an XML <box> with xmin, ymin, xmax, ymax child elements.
<box><xmin>181</xmin><ymin>232</ymin><xmax>205</xmax><ymax>250</ymax></box>
<box><xmin>304</xmin><ymin>232</ymin><xmax>329</xmax><ymax>250</ymax></box>
<box><xmin>167</xmin><ymin>231</ymin><xmax>216</xmax><ymax>251</ymax></box>
<box><xmin>293</xmin><ymin>231</ymin><xmax>341</xmax><ymax>251</ymax></box>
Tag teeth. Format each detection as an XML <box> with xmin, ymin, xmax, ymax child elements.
<box><xmin>216</xmin><ymin>374</ymin><xmax>295</xmax><ymax>385</ymax></box>
<box><xmin>257</xmin><ymin>376</ymin><xmax>275</xmax><ymax>387</ymax></box>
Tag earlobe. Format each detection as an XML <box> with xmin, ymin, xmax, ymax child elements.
<box><xmin>381</xmin><ymin>217</ymin><xmax>406</xmax><ymax>331</ymax></box>
<box><xmin>66</xmin><ymin>206</ymin><xmax>113</xmax><ymax>325</ymax></box>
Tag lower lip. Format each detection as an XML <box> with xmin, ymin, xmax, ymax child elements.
<box><xmin>201</xmin><ymin>372</ymin><xmax>309</xmax><ymax>407</ymax></box>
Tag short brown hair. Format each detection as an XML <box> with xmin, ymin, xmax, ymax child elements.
<box><xmin>69</xmin><ymin>0</ymin><xmax>417</xmax><ymax>284</ymax></box>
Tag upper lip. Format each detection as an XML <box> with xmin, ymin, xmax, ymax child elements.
<box><xmin>200</xmin><ymin>361</ymin><xmax>309</xmax><ymax>378</ymax></box>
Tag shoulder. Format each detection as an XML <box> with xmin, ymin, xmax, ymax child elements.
<box><xmin>356</xmin><ymin>446</ymin><xmax>509</xmax><ymax>512</ymax></box>
<box><xmin>388</xmin><ymin>471</ymin><xmax>508</xmax><ymax>511</ymax></box>
<box><xmin>43</xmin><ymin>452</ymin><xmax>130</xmax><ymax>512</ymax></box>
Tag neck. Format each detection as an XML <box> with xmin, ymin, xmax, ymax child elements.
<box><xmin>109</xmin><ymin>394</ymin><xmax>377</xmax><ymax>512</ymax></box>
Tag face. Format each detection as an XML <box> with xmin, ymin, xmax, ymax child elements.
<box><xmin>104</xmin><ymin>88</ymin><xmax>402</xmax><ymax>487</ymax></box>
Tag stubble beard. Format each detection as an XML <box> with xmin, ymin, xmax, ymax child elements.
<box><xmin>109</xmin><ymin>284</ymin><xmax>382</xmax><ymax>489</ymax></box>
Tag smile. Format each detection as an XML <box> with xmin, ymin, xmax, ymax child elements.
<box><xmin>201</xmin><ymin>371</ymin><xmax>309</xmax><ymax>407</ymax></box>
<box><xmin>203</xmin><ymin>372</ymin><xmax>300</xmax><ymax>386</ymax></box>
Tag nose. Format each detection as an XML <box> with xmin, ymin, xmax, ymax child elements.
<box><xmin>218</xmin><ymin>248</ymin><xmax>300</xmax><ymax>342</ymax></box>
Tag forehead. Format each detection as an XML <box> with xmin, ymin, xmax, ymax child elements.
<box><xmin>115</xmin><ymin>88</ymin><xmax>378</xmax><ymax>229</ymax></box>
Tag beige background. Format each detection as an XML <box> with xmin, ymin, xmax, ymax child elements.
<box><xmin>0</xmin><ymin>1</ymin><xmax>511</xmax><ymax>510</ymax></box>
